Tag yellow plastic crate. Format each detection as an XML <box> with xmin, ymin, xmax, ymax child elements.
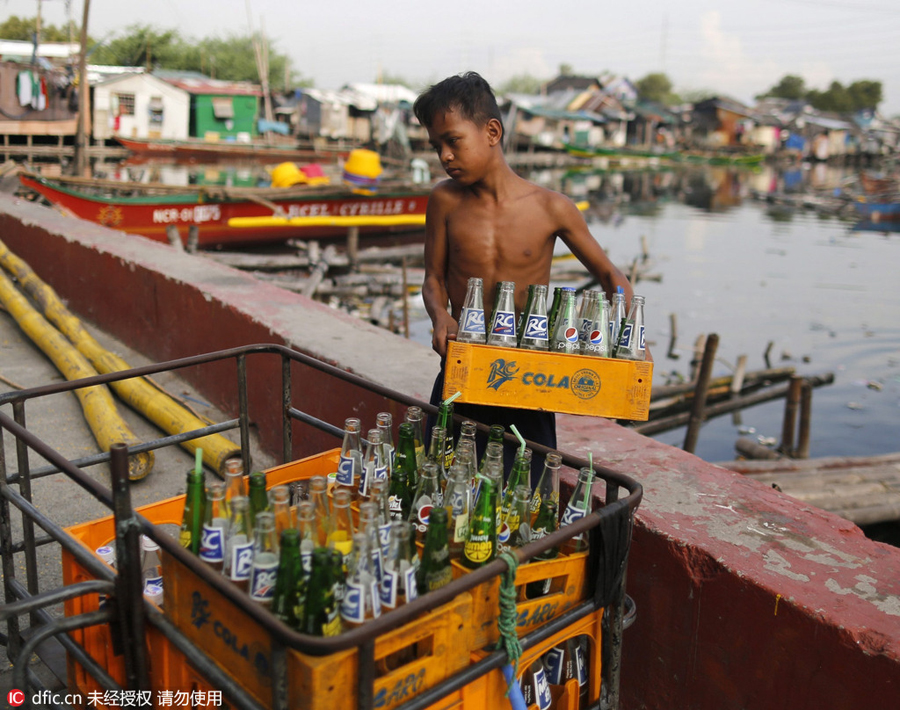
<box><xmin>443</xmin><ymin>341</ymin><xmax>652</xmax><ymax>420</ymax></box>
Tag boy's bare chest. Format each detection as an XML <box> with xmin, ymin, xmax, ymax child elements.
<box><xmin>446</xmin><ymin>202</ymin><xmax>554</xmax><ymax>257</ymax></box>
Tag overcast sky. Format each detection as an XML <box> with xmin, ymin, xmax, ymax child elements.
<box><xmin>6</xmin><ymin>0</ymin><xmax>900</xmax><ymax>115</ymax></box>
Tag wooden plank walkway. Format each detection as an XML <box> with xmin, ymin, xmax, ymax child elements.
<box><xmin>715</xmin><ymin>453</ymin><xmax>900</xmax><ymax>526</ymax></box>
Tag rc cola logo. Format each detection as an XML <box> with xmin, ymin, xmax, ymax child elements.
<box><xmin>525</xmin><ymin>314</ymin><xmax>549</xmax><ymax>339</ymax></box>
<box><xmin>561</xmin><ymin>501</ymin><xmax>587</xmax><ymax>527</ymax></box>
<box><xmin>639</xmin><ymin>325</ymin><xmax>646</xmax><ymax>349</ymax></box>
<box><xmin>544</xmin><ymin>647</ymin><xmax>565</xmax><ymax>685</ymax></box>
<box><xmin>404</xmin><ymin>566</ymin><xmax>418</xmax><ymax>601</ymax></box>
<box><xmin>460</xmin><ymin>307</ymin><xmax>486</xmax><ymax>334</ymax></box>
<box><xmin>374</xmin><ymin>465</ymin><xmax>388</xmax><ymax>480</ymax></box>
<box><xmin>232</xmin><ymin>542</ymin><xmax>254</xmax><ymax>579</ymax></box>
<box><xmin>491</xmin><ymin>310</ymin><xmax>516</xmax><ymax>336</ymax></box>
<box><xmin>486</xmin><ymin>358</ymin><xmax>519</xmax><ymax>390</ymax></box>
<box><xmin>589</xmin><ymin>329</ymin><xmax>604</xmax><ymax>345</ymax></box>
<box><xmin>381</xmin><ymin>569</ymin><xmax>398</xmax><ymax>607</ymax></box>
<box><xmin>336</xmin><ymin>454</ymin><xmax>354</xmax><ymax>486</ymax></box>
<box><xmin>575</xmin><ymin>644</ymin><xmax>587</xmax><ymax>685</ymax></box>
<box><xmin>564</xmin><ymin>326</ymin><xmax>579</xmax><ymax>343</ymax></box>
<box><xmin>199</xmin><ymin>526</ymin><xmax>224</xmax><ymax>562</ymax></box>
<box><xmin>619</xmin><ymin>323</ymin><xmax>634</xmax><ymax>347</ymax></box>
<box><xmin>342</xmin><ymin>581</ymin><xmax>364</xmax><ymax>622</ymax></box>
<box><xmin>250</xmin><ymin>563</ymin><xmax>278</xmax><ymax>601</ymax></box>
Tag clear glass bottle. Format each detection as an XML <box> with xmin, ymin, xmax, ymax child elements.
<box><xmin>404</xmin><ymin>406</ymin><xmax>426</xmax><ymax>470</ymax></box>
<box><xmin>551</xmin><ymin>287</ymin><xmax>579</xmax><ymax>354</ymax></box>
<box><xmin>328</xmin><ymin>488</ymin><xmax>355</xmax><ymax>559</ymax></box>
<box><xmin>530</xmin><ymin>452</ymin><xmax>561</xmax><ymax>523</ymax></box>
<box><xmin>499</xmin><ymin>485</ymin><xmax>532</xmax><ymax>553</ymax></box>
<box><xmin>269</xmin><ymin>485</ymin><xmax>293</xmax><ymax>538</ymax></box>
<box><xmin>140</xmin><ymin>535</ymin><xmax>163</xmax><ymax>600</ymax></box>
<box><xmin>199</xmin><ymin>480</ymin><xmax>228</xmax><ymax>572</ymax></box>
<box><xmin>615</xmin><ymin>294</ymin><xmax>646</xmax><ymax>361</ymax></box>
<box><xmin>487</xmin><ymin>281</ymin><xmax>518</xmax><ymax>347</ymax></box>
<box><xmin>436</xmin><ymin>399</ymin><xmax>456</xmax><ymax>470</ymax></box>
<box><xmin>582</xmin><ymin>292</ymin><xmax>610</xmax><ymax>358</ymax></box>
<box><xmin>520</xmin><ymin>284</ymin><xmax>550</xmax><ymax>351</ymax></box>
<box><xmin>249</xmin><ymin>512</ymin><xmax>279</xmax><ymax>606</ymax></box>
<box><xmin>224</xmin><ymin>495</ymin><xmax>254</xmax><ymax>592</ymax></box>
<box><xmin>223</xmin><ymin>457</ymin><xmax>247</xmax><ymax>516</ymax></box>
<box><xmin>358</xmin><ymin>428</ymin><xmax>385</xmax><ymax>499</ymax></box>
<box><xmin>426</xmin><ymin>425</ymin><xmax>449</xmax><ymax>490</ymax></box>
<box><xmin>368</xmin><ymin>477</ymin><xmax>393</xmax><ymax>563</ymax></box>
<box><xmin>380</xmin><ymin>520</ymin><xmax>418</xmax><ymax>610</ymax></box>
<box><xmin>456</xmin><ymin>276</ymin><xmax>487</xmax><ymax>344</ymax></box>
<box><xmin>295</xmin><ymin>500</ymin><xmax>317</xmax><ymax>574</ymax></box>
<box><xmin>443</xmin><ymin>462</ymin><xmax>471</xmax><ymax>560</ymax></box>
<box><xmin>336</xmin><ymin>417</ymin><xmax>363</xmax><ymax>499</ymax></box>
<box><xmin>306</xmin><ymin>475</ymin><xmax>332</xmax><ymax>546</ymax></box>
<box><xmin>358</xmin><ymin>501</ymin><xmax>385</xmax><ymax>587</ymax></box>
<box><xmin>340</xmin><ymin>532</ymin><xmax>382</xmax><ymax>628</ymax></box>
<box><xmin>561</xmin><ymin>468</ymin><xmax>594</xmax><ymax>554</ymax></box>
<box><xmin>375</xmin><ymin>411</ymin><xmax>395</xmax><ymax>477</ymax></box>
<box><xmin>609</xmin><ymin>287</ymin><xmax>627</xmax><ymax>351</ymax></box>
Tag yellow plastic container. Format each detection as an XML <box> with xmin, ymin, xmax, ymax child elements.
<box><xmin>443</xmin><ymin>341</ymin><xmax>653</xmax><ymax>420</ymax></box>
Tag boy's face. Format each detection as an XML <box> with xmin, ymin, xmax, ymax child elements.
<box><xmin>426</xmin><ymin>108</ymin><xmax>500</xmax><ymax>186</ymax></box>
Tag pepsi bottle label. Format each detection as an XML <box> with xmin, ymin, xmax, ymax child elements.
<box><xmin>491</xmin><ymin>310</ymin><xmax>516</xmax><ymax>336</ymax></box>
<box><xmin>459</xmin><ymin>307</ymin><xmax>486</xmax><ymax>334</ymax></box>
<box><xmin>199</xmin><ymin>525</ymin><xmax>225</xmax><ymax>563</ymax></box>
<box><xmin>524</xmin><ymin>314</ymin><xmax>549</xmax><ymax>340</ymax></box>
<box><xmin>589</xmin><ymin>328</ymin><xmax>604</xmax><ymax>346</ymax></box>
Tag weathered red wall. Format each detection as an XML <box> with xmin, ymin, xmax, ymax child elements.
<box><xmin>3</xmin><ymin>195</ymin><xmax>899</xmax><ymax>709</ymax></box>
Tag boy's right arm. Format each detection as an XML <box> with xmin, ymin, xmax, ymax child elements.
<box><xmin>422</xmin><ymin>185</ymin><xmax>457</xmax><ymax>358</ymax></box>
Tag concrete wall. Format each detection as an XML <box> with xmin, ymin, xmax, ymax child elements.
<box><xmin>1</xmin><ymin>194</ymin><xmax>899</xmax><ymax>708</ymax></box>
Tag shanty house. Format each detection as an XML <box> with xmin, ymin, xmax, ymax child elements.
<box><xmin>92</xmin><ymin>71</ymin><xmax>190</xmax><ymax>141</ymax></box>
<box><xmin>156</xmin><ymin>71</ymin><xmax>261</xmax><ymax>140</ymax></box>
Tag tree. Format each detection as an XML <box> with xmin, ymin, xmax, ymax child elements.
<box><xmin>757</xmin><ymin>74</ymin><xmax>807</xmax><ymax>101</ymax></box>
<box><xmin>0</xmin><ymin>15</ymin><xmax>76</xmax><ymax>43</ymax></box>
<box><xmin>90</xmin><ymin>25</ymin><xmax>184</xmax><ymax>68</ymax></box>
<box><xmin>635</xmin><ymin>72</ymin><xmax>679</xmax><ymax>105</ymax></box>
<box><xmin>498</xmin><ymin>74</ymin><xmax>543</xmax><ymax>95</ymax></box>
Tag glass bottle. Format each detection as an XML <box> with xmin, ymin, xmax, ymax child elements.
<box><xmin>404</xmin><ymin>406</ymin><xmax>426</xmax><ymax>470</ymax></box>
<box><xmin>394</xmin><ymin>421</ymin><xmax>419</xmax><ymax>501</ymax></box>
<box><xmin>461</xmin><ymin>471</ymin><xmax>498</xmax><ymax>569</ymax></box>
<box><xmin>426</xmin><ymin>425</ymin><xmax>449</xmax><ymax>490</ymax></box>
<box><xmin>436</xmin><ymin>400</ymin><xmax>456</xmax><ymax>470</ymax></box>
<box><xmin>615</xmin><ymin>294</ymin><xmax>646</xmax><ymax>361</ymax></box>
<box><xmin>525</xmin><ymin>496</ymin><xmax>560</xmax><ymax>599</ymax></box>
<box><xmin>380</xmin><ymin>520</ymin><xmax>418</xmax><ymax>610</ymax></box>
<box><xmin>271</xmin><ymin>528</ymin><xmax>305</xmax><ymax>629</ymax></box>
<box><xmin>248</xmin><ymin>471</ymin><xmax>269</xmax><ymax>525</ymax></box>
<box><xmin>179</xmin><ymin>467</ymin><xmax>206</xmax><ymax>555</ymax></box>
<box><xmin>577</xmin><ymin>289</ymin><xmax>599</xmax><ymax>350</ymax></box>
<box><xmin>249</xmin><ymin>512</ymin><xmax>279</xmax><ymax>606</ymax></box>
<box><xmin>388</xmin><ymin>438</ymin><xmax>413</xmax><ymax>522</ymax></box>
<box><xmin>499</xmin><ymin>485</ymin><xmax>532</xmax><ymax>553</ymax></box>
<box><xmin>358</xmin><ymin>428</ymin><xmax>385</xmax><ymax>499</ymax></box>
<box><xmin>269</xmin><ymin>485</ymin><xmax>293</xmax><ymax>538</ymax></box>
<box><xmin>328</xmin><ymin>487</ymin><xmax>355</xmax><ymax>561</ymax></box>
<box><xmin>358</xmin><ymin>501</ymin><xmax>385</xmax><ymax>587</ymax></box>
<box><xmin>453</xmin><ymin>439</ymin><xmax>477</xmax><ymax>493</ymax></box>
<box><xmin>224</xmin><ymin>495</ymin><xmax>254</xmax><ymax>592</ymax></box>
<box><xmin>331</xmin><ymin>547</ymin><xmax>347</xmax><ymax>609</ymax></box>
<box><xmin>547</xmin><ymin>286</ymin><xmax>563</xmax><ymax>338</ymax></box>
<box><xmin>582</xmin><ymin>292</ymin><xmax>610</xmax><ymax>358</ymax></box>
<box><xmin>409</xmin><ymin>462</ymin><xmax>442</xmax><ymax>545</ymax></box>
<box><xmin>519</xmin><ymin>284</ymin><xmax>550</xmax><ymax>351</ymax></box>
<box><xmin>199</xmin><ymin>481</ymin><xmax>228</xmax><ymax>572</ymax></box>
<box><xmin>474</xmin><ymin>441</ymin><xmax>503</xmax><ymax>507</ymax></box>
<box><xmin>530</xmin><ymin>452</ymin><xmax>561</xmax><ymax>523</ymax></box>
<box><xmin>487</xmin><ymin>280</ymin><xmax>518</xmax><ymax>347</ymax></box>
<box><xmin>307</xmin><ymin>475</ymin><xmax>332</xmax><ymax>546</ymax></box>
<box><xmin>443</xmin><ymin>462</ymin><xmax>471</xmax><ymax>560</ymax></box>
<box><xmin>501</xmin><ymin>448</ymin><xmax>532</xmax><ymax>523</ymax></box>
<box><xmin>140</xmin><ymin>535</ymin><xmax>163</xmax><ymax>600</ymax></box>
<box><xmin>456</xmin><ymin>420</ymin><xmax>477</xmax><ymax>457</ymax></box>
<box><xmin>302</xmin><ymin>548</ymin><xmax>341</xmax><ymax>637</ymax></box>
<box><xmin>295</xmin><ymin>500</ymin><xmax>317</xmax><ymax>573</ymax></box>
<box><xmin>609</xmin><ymin>287</ymin><xmax>627</xmax><ymax>350</ymax></box>
<box><xmin>456</xmin><ymin>276</ymin><xmax>487</xmax><ymax>344</ymax></box>
<box><xmin>223</xmin><ymin>457</ymin><xmax>247</xmax><ymax>516</ymax></box>
<box><xmin>551</xmin><ymin>287</ymin><xmax>579</xmax><ymax>354</ymax></box>
<box><xmin>520</xmin><ymin>658</ymin><xmax>553</xmax><ymax>710</ymax></box>
<box><xmin>336</xmin><ymin>417</ymin><xmax>363</xmax><ymax>499</ymax></box>
<box><xmin>368</xmin><ymin>477</ymin><xmax>393</xmax><ymax>563</ymax></box>
<box><xmin>561</xmin><ymin>468</ymin><xmax>594</xmax><ymax>554</ymax></box>
<box><xmin>341</xmin><ymin>532</ymin><xmax>382</xmax><ymax>628</ymax></box>
<box><xmin>516</xmin><ymin>284</ymin><xmax>535</xmax><ymax>346</ymax></box>
<box><xmin>416</xmin><ymin>506</ymin><xmax>453</xmax><ymax>595</ymax></box>
<box><xmin>375</xmin><ymin>411</ymin><xmax>395</xmax><ymax>477</ymax></box>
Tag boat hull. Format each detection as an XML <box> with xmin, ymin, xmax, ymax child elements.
<box><xmin>115</xmin><ymin>136</ymin><xmax>348</xmax><ymax>164</ymax></box>
<box><xmin>20</xmin><ymin>175</ymin><xmax>429</xmax><ymax>248</ymax></box>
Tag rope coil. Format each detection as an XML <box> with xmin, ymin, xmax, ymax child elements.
<box><xmin>497</xmin><ymin>551</ymin><xmax>523</xmax><ymax>697</ymax></box>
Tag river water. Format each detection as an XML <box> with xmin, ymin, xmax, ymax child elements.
<box><xmin>416</xmin><ymin>162</ymin><xmax>900</xmax><ymax>463</ymax></box>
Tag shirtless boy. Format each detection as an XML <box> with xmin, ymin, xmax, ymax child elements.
<box><xmin>414</xmin><ymin>72</ymin><xmax>638</xmax><ymax>473</ymax></box>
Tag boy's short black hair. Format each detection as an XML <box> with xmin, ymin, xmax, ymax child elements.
<box><xmin>414</xmin><ymin>71</ymin><xmax>504</xmax><ymax>136</ymax></box>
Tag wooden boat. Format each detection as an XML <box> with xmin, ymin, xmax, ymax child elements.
<box><xmin>115</xmin><ymin>136</ymin><xmax>351</xmax><ymax>165</ymax></box>
<box><xmin>18</xmin><ymin>172</ymin><xmax>430</xmax><ymax>248</ymax></box>
<box><xmin>563</xmin><ymin>143</ymin><xmax>764</xmax><ymax>166</ymax></box>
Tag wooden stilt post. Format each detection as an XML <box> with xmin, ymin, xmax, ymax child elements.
<box><xmin>166</xmin><ymin>225</ymin><xmax>183</xmax><ymax>251</ymax></box>
<box><xmin>186</xmin><ymin>225</ymin><xmax>199</xmax><ymax>253</ymax></box>
<box><xmin>779</xmin><ymin>375</ymin><xmax>803</xmax><ymax>457</ymax></box>
<box><xmin>347</xmin><ymin>226</ymin><xmax>359</xmax><ymax>270</ymax></box>
<box><xmin>796</xmin><ymin>379</ymin><xmax>812</xmax><ymax>459</ymax></box>
<box><xmin>401</xmin><ymin>255</ymin><xmax>410</xmax><ymax>339</ymax></box>
<box><xmin>690</xmin><ymin>333</ymin><xmax>707</xmax><ymax>381</ymax></box>
<box><xmin>683</xmin><ymin>333</ymin><xmax>718</xmax><ymax>454</ymax></box>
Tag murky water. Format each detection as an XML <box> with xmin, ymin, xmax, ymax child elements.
<box><xmin>417</xmin><ymin>162</ymin><xmax>900</xmax><ymax>463</ymax></box>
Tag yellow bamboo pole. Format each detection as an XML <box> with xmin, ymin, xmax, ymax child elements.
<box><xmin>0</xmin><ymin>240</ymin><xmax>240</xmax><ymax>476</ymax></box>
<box><xmin>226</xmin><ymin>201</ymin><xmax>590</xmax><ymax>230</ymax></box>
<box><xmin>0</xmin><ymin>270</ymin><xmax>154</xmax><ymax>481</ymax></box>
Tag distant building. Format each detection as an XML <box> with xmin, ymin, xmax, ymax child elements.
<box><xmin>92</xmin><ymin>72</ymin><xmax>190</xmax><ymax>141</ymax></box>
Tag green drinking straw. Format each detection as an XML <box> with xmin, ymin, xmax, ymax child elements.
<box><xmin>584</xmin><ymin>453</ymin><xmax>594</xmax><ymax>508</ymax></box>
<box><xmin>195</xmin><ymin>447</ymin><xmax>203</xmax><ymax>475</ymax></box>
<box><xmin>509</xmin><ymin>424</ymin><xmax>527</xmax><ymax>458</ymax></box>
<box><xmin>443</xmin><ymin>391</ymin><xmax>462</xmax><ymax>406</ymax></box>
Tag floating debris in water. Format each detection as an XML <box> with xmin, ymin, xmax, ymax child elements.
<box><xmin>866</xmin><ymin>380</ymin><xmax>883</xmax><ymax>391</ymax></box>
<box><xmin>757</xmin><ymin>435</ymin><xmax>777</xmax><ymax>446</ymax></box>
<box><xmin>846</xmin><ymin>401</ymin><xmax>864</xmax><ymax>410</ymax></box>
<box><xmin>738</xmin><ymin>426</ymin><xmax>757</xmax><ymax>435</ymax></box>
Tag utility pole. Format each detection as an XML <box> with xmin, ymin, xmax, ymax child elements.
<box><xmin>73</xmin><ymin>0</ymin><xmax>90</xmax><ymax>176</ymax></box>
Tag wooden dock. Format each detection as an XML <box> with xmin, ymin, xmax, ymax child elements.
<box><xmin>716</xmin><ymin>452</ymin><xmax>900</xmax><ymax>526</ymax></box>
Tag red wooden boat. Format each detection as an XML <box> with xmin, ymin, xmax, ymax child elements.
<box><xmin>19</xmin><ymin>172</ymin><xmax>429</xmax><ymax>248</ymax></box>
<box><xmin>115</xmin><ymin>136</ymin><xmax>350</xmax><ymax>164</ymax></box>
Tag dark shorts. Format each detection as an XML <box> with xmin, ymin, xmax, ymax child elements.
<box><xmin>428</xmin><ymin>368</ymin><xmax>556</xmax><ymax>489</ymax></box>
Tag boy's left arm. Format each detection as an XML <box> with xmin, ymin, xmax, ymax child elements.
<box><xmin>554</xmin><ymin>195</ymin><xmax>653</xmax><ymax>361</ymax></box>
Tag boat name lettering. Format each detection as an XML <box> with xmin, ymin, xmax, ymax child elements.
<box><xmin>152</xmin><ymin>205</ymin><xmax>221</xmax><ymax>224</ymax></box>
<box><xmin>282</xmin><ymin>199</ymin><xmax>408</xmax><ymax>219</ymax></box>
